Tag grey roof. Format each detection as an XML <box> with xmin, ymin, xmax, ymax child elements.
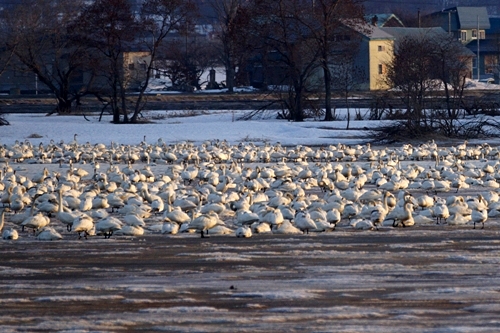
<box><xmin>381</xmin><ymin>27</ymin><xmax>448</xmax><ymax>41</ymax></box>
<box><xmin>349</xmin><ymin>23</ymin><xmax>394</xmax><ymax>40</ymax></box>
<box><xmin>466</xmin><ymin>38</ymin><xmax>499</xmax><ymax>53</ymax></box>
<box><xmin>381</xmin><ymin>27</ymin><xmax>475</xmax><ymax>57</ymax></box>
<box><xmin>454</xmin><ymin>7</ymin><xmax>490</xmax><ymax>30</ymax></box>
<box><xmin>340</xmin><ymin>19</ymin><xmax>395</xmax><ymax>40</ymax></box>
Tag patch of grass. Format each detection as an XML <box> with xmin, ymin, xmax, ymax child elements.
<box><xmin>166</xmin><ymin>110</ymin><xmax>208</xmax><ymax>118</ymax></box>
<box><xmin>27</xmin><ymin>133</ymin><xmax>43</xmax><ymax>138</ymax></box>
<box><xmin>240</xmin><ymin>135</ymin><xmax>270</xmax><ymax>143</ymax></box>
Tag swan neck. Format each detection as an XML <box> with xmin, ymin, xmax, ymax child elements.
<box><xmin>0</xmin><ymin>209</ymin><xmax>4</xmax><ymax>231</ymax></box>
<box><xmin>58</xmin><ymin>190</ymin><xmax>63</xmax><ymax>213</ymax></box>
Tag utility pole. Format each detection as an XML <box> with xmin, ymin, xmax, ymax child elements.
<box><xmin>477</xmin><ymin>15</ymin><xmax>480</xmax><ymax>81</ymax></box>
<box><xmin>448</xmin><ymin>11</ymin><xmax>451</xmax><ymax>34</ymax></box>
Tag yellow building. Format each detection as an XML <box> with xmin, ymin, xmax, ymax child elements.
<box><xmin>352</xmin><ymin>25</ymin><xmax>395</xmax><ymax>91</ymax></box>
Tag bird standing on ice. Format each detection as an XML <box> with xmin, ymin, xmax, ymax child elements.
<box><xmin>472</xmin><ymin>209</ymin><xmax>488</xmax><ymax>229</ymax></box>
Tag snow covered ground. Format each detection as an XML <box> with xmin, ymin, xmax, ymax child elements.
<box><xmin>0</xmin><ymin>109</ymin><xmax>383</xmax><ymax>147</ymax></box>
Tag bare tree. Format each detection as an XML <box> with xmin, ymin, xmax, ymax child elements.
<box><xmin>71</xmin><ymin>0</ymin><xmax>138</xmax><ymax>123</ymax></box>
<box><xmin>385</xmin><ymin>34</ymin><xmax>440</xmax><ymax>132</ymax></box>
<box><xmin>382</xmin><ymin>28</ymin><xmax>481</xmax><ymax>139</ymax></box>
<box><xmin>428</xmin><ymin>32</ymin><xmax>474</xmax><ymax>136</ymax></box>
<box><xmin>72</xmin><ymin>0</ymin><xmax>196</xmax><ymax>123</ymax></box>
<box><xmin>0</xmin><ymin>10</ymin><xmax>15</xmax><ymax>125</ymax></box>
<box><xmin>159</xmin><ymin>36</ymin><xmax>218</xmax><ymax>91</ymax></box>
<box><xmin>2</xmin><ymin>0</ymin><xmax>92</xmax><ymax>114</ymax></box>
<box><xmin>0</xmin><ymin>12</ymin><xmax>14</xmax><ymax>77</ymax></box>
<box><xmin>252</xmin><ymin>0</ymin><xmax>322</xmax><ymax>122</ymax></box>
<box><xmin>308</xmin><ymin>0</ymin><xmax>365</xmax><ymax>121</ymax></box>
<box><xmin>130</xmin><ymin>0</ymin><xmax>196</xmax><ymax>122</ymax></box>
<box><xmin>209</xmin><ymin>0</ymin><xmax>254</xmax><ymax>92</ymax></box>
<box><xmin>330</xmin><ymin>57</ymin><xmax>365</xmax><ymax>129</ymax></box>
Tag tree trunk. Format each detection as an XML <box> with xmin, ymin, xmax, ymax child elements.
<box><xmin>113</xmin><ymin>107</ymin><xmax>120</xmax><ymax>123</ymax></box>
<box><xmin>294</xmin><ymin>84</ymin><xmax>304</xmax><ymax>122</ymax></box>
<box><xmin>345</xmin><ymin>93</ymin><xmax>350</xmax><ymax>129</ymax></box>
<box><xmin>57</xmin><ymin>98</ymin><xmax>72</xmax><ymax>114</ymax></box>
<box><xmin>226</xmin><ymin>66</ymin><xmax>234</xmax><ymax>93</ymax></box>
<box><xmin>121</xmin><ymin>90</ymin><xmax>128</xmax><ymax>123</ymax></box>
<box><xmin>323</xmin><ymin>65</ymin><xmax>334</xmax><ymax>121</ymax></box>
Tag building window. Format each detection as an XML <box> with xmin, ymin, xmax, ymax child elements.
<box><xmin>460</xmin><ymin>30</ymin><xmax>467</xmax><ymax>41</ymax></box>
<box><xmin>378</xmin><ymin>64</ymin><xmax>386</xmax><ymax>75</ymax></box>
<box><xmin>472</xmin><ymin>29</ymin><xmax>477</xmax><ymax>38</ymax></box>
<box><xmin>378</xmin><ymin>45</ymin><xmax>385</xmax><ymax>52</ymax></box>
<box><xmin>140</xmin><ymin>63</ymin><xmax>147</xmax><ymax>71</ymax></box>
<box><xmin>479</xmin><ymin>30</ymin><xmax>485</xmax><ymax>39</ymax></box>
<box><xmin>128</xmin><ymin>63</ymin><xmax>135</xmax><ymax>70</ymax></box>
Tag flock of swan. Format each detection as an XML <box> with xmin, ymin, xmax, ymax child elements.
<box><xmin>0</xmin><ymin>137</ymin><xmax>499</xmax><ymax>241</ymax></box>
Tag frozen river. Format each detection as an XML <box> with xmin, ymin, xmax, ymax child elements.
<box><xmin>1</xmin><ymin>224</ymin><xmax>500</xmax><ymax>332</ymax></box>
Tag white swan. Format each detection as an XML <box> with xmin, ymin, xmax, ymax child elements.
<box><xmin>36</xmin><ymin>227</ymin><xmax>63</xmax><ymax>241</ymax></box>
<box><xmin>21</xmin><ymin>211</ymin><xmax>50</xmax><ymax>234</ymax></box>
<box><xmin>472</xmin><ymin>209</ymin><xmax>488</xmax><ymax>229</ymax></box>
<box><xmin>56</xmin><ymin>189</ymin><xmax>82</xmax><ymax>231</ymax></box>
<box><xmin>207</xmin><ymin>225</ymin><xmax>233</xmax><ymax>235</ymax></box>
<box><xmin>150</xmin><ymin>198</ymin><xmax>164</xmax><ymax>214</ymax></box>
<box><xmin>294</xmin><ymin>210</ymin><xmax>317</xmax><ymax>234</ymax></box>
<box><xmin>311</xmin><ymin>219</ymin><xmax>335</xmax><ymax>232</ymax></box>
<box><xmin>260</xmin><ymin>207</ymin><xmax>284</xmax><ymax>230</ymax></box>
<box><xmin>235</xmin><ymin>225</ymin><xmax>252</xmax><ymax>238</ymax></box>
<box><xmin>79</xmin><ymin>196</ymin><xmax>93</xmax><ymax>212</ymax></box>
<box><xmin>416</xmin><ymin>194</ymin><xmax>434</xmax><ymax>210</ymax></box>
<box><xmin>188</xmin><ymin>211</ymin><xmax>219</xmax><ymax>238</ymax></box>
<box><xmin>200</xmin><ymin>202</ymin><xmax>226</xmax><ymax>215</ymax></box>
<box><xmin>72</xmin><ymin>215</ymin><xmax>94</xmax><ymax>239</ymax></box>
<box><xmin>252</xmin><ymin>222</ymin><xmax>272</xmax><ymax>234</ymax></box>
<box><xmin>95</xmin><ymin>216</ymin><xmax>122</xmax><ymax>238</ymax></box>
<box><xmin>0</xmin><ymin>208</ymin><xmax>18</xmax><ymax>240</ymax></box>
<box><xmin>433</xmin><ymin>199</ymin><xmax>450</xmax><ymax>224</ymax></box>
<box><xmin>235</xmin><ymin>209</ymin><xmax>260</xmax><ymax>227</ymax></box>
<box><xmin>123</xmin><ymin>213</ymin><xmax>146</xmax><ymax>227</ymax></box>
<box><xmin>3</xmin><ymin>227</ymin><xmax>18</xmax><ymax>240</ymax></box>
<box><xmin>36</xmin><ymin>199</ymin><xmax>58</xmax><ymax>217</ymax></box>
<box><xmin>447</xmin><ymin>196</ymin><xmax>472</xmax><ymax>217</ymax></box>
<box><xmin>162</xmin><ymin>221</ymin><xmax>180</xmax><ymax>235</ymax></box>
<box><xmin>467</xmin><ymin>194</ymin><xmax>488</xmax><ymax>211</ymax></box>
<box><xmin>326</xmin><ymin>208</ymin><xmax>341</xmax><ymax>226</ymax></box>
<box><xmin>368</xmin><ymin>191</ymin><xmax>392</xmax><ymax>229</ymax></box>
<box><xmin>272</xmin><ymin>220</ymin><xmax>302</xmax><ymax>234</ymax></box>
<box><xmin>164</xmin><ymin>206</ymin><xmax>191</xmax><ymax>224</ymax></box>
<box><xmin>446</xmin><ymin>213</ymin><xmax>471</xmax><ymax>226</ymax></box>
<box><xmin>342</xmin><ymin>202</ymin><xmax>360</xmax><ymax>221</ymax></box>
<box><xmin>350</xmin><ymin>218</ymin><xmax>375</xmax><ymax>230</ymax></box>
<box><xmin>393</xmin><ymin>200</ymin><xmax>415</xmax><ymax>227</ymax></box>
<box><xmin>114</xmin><ymin>225</ymin><xmax>144</xmax><ymax>236</ymax></box>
